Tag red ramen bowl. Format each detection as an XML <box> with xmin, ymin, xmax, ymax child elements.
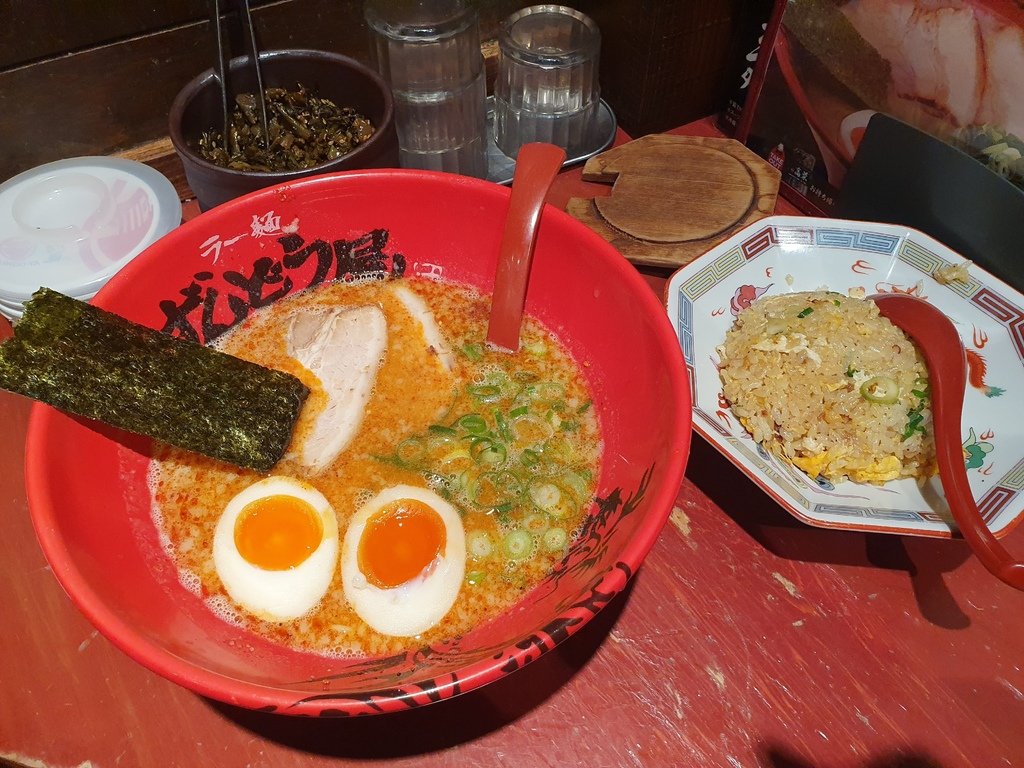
<box><xmin>24</xmin><ymin>170</ymin><xmax>691</xmax><ymax>715</ymax></box>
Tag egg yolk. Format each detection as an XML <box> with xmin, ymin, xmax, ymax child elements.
<box><xmin>234</xmin><ymin>495</ymin><xmax>323</xmax><ymax>571</ymax></box>
<box><xmin>358</xmin><ymin>499</ymin><xmax>446</xmax><ymax>589</ymax></box>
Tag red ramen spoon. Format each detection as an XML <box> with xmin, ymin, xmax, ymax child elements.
<box><xmin>872</xmin><ymin>293</ymin><xmax>1024</xmax><ymax>591</ymax></box>
<box><xmin>486</xmin><ymin>142</ymin><xmax>567</xmax><ymax>352</ymax></box>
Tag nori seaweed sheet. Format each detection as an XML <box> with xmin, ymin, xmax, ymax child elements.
<box><xmin>0</xmin><ymin>288</ymin><xmax>309</xmax><ymax>472</ymax></box>
<box><xmin>783</xmin><ymin>0</ymin><xmax>891</xmax><ymax>109</ymax></box>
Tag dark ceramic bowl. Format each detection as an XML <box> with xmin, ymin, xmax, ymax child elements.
<box><xmin>169</xmin><ymin>49</ymin><xmax>399</xmax><ymax>210</ymax></box>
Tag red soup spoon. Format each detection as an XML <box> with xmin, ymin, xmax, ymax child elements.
<box><xmin>873</xmin><ymin>292</ymin><xmax>1024</xmax><ymax>591</ymax></box>
<box><xmin>487</xmin><ymin>142</ymin><xmax>567</xmax><ymax>352</ymax></box>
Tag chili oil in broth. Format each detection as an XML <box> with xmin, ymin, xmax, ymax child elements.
<box><xmin>149</xmin><ymin>277</ymin><xmax>601</xmax><ymax>657</ymax></box>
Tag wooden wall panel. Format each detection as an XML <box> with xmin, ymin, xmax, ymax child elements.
<box><xmin>0</xmin><ymin>0</ymin><xmax>531</xmax><ymax>181</ymax></box>
<box><xmin>0</xmin><ymin>0</ymin><xmax>368</xmax><ymax>180</ymax></box>
<box><xmin>577</xmin><ymin>0</ymin><xmax>745</xmax><ymax>137</ymax></box>
<box><xmin>0</xmin><ymin>1</ymin><xmax>253</xmax><ymax>69</ymax></box>
<box><xmin>0</xmin><ymin>0</ymin><xmax>743</xmax><ymax>184</ymax></box>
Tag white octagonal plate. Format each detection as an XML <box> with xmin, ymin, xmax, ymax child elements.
<box><xmin>666</xmin><ymin>215</ymin><xmax>1024</xmax><ymax>538</ymax></box>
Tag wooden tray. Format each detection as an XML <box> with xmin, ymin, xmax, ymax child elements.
<box><xmin>567</xmin><ymin>134</ymin><xmax>780</xmax><ymax>268</ymax></box>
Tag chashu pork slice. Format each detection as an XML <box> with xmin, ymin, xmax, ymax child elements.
<box><xmin>391</xmin><ymin>283</ymin><xmax>456</xmax><ymax>373</ymax></box>
<box><xmin>287</xmin><ymin>305</ymin><xmax>387</xmax><ymax>472</ymax></box>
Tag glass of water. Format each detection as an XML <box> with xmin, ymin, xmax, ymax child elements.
<box><xmin>493</xmin><ymin>5</ymin><xmax>601</xmax><ymax>159</ymax></box>
<box><xmin>364</xmin><ymin>0</ymin><xmax>489</xmax><ymax>178</ymax></box>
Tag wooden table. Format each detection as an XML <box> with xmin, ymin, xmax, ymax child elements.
<box><xmin>2</xmin><ymin>120</ymin><xmax>1022</xmax><ymax>768</ymax></box>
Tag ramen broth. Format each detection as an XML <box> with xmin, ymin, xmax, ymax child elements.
<box><xmin>149</xmin><ymin>278</ymin><xmax>601</xmax><ymax>656</ymax></box>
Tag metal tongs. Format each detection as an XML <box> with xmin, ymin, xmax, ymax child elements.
<box><xmin>210</xmin><ymin>0</ymin><xmax>270</xmax><ymax>152</ymax></box>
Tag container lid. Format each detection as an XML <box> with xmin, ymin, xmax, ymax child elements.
<box><xmin>0</xmin><ymin>157</ymin><xmax>181</xmax><ymax>303</ymax></box>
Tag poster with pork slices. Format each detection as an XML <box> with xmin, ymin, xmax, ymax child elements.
<box><xmin>740</xmin><ymin>0</ymin><xmax>1024</xmax><ymax>214</ymax></box>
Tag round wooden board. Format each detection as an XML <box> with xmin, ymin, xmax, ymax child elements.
<box><xmin>593</xmin><ymin>144</ymin><xmax>756</xmax><ymax>244</ymax></box>
<box><xmin>567</xmin><ymin>135</ymin><xmax>781</xmax><ymax>269</ymax></box>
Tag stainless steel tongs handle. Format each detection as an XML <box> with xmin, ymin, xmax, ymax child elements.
<box><xmin>210</xmin><ymin>0</ymin><xmax>270</xmax><ymax>152</ymax></box>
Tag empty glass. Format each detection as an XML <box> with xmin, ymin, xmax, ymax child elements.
<box><xmin>493</xmin><ymin>5</ymin><xmax>601</xmax><ymax>159</ymax></box>
<box><xmin>364</xmin><ymin>0</ymin><xmax>489</xmax><ymax>178</ymax></box>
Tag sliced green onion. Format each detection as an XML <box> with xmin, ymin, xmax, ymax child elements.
<box><xmin>492</xmin><ymin>502</ymin><xmax>514</xmax><ymax>524</ymax></box>
<box><xmin>470</xmin><ymin>470</ymin><xmax>523</xmax><ymax>508</ymax></box>
<box><xmin>467</xmin><ymin>530</ymin><xmax>493</xmax><ymax>559</ymax></box>
<box><xmin>462</xmin><ymin>342</ymin><xmax>484</xmax><ymax>361</ymax></box>
<box><xmin>833</xmin><ymin>299</ymin><xmax>841</xmax><ymax>307</ymax></box>
<box><xmin>510</xmin><ymin>405</ymin><xmax>529</xmax><ymax>418</ymax></box>
<box><xmin>521</xmin><ymin>448</ymin><xmax>542</xmax><ymax>467</ymax></box>
<box><xmin>502</xmin><ymin>529</ymin><xmax>532</xmax><ymax>560</ymax></box>
<box><xmin>546</xmin><ymin>495</ymin><xmax>575</xmax><ymax>520</ymax></box>
<box><xmin>466</xmin><ymin>570</ymin><xmax>487</xmax><ymax>586</ymax></box>
<box><xmin>438</xmin><ymin>447</ymin><xmax>473</xmax><ymax>473</ymax></box>
<box><xmin>458</xmin><ymin>413</ymin><xmax>488</xmax><ymax>435</ymax></box>
<box><xmin>524</xmin><ymin>513</ymin><xmax>551</xmax><ymax>534</ymax></box>
<box><xmin>529</xmin><ymin>481</ymin><xmax>562</xmax><ymax>510</ymax></box>
<box><xmin>576</xmin><ymin>400</ymin><xmax>592</xmax><ymax>414</ymax></box>
<box><xmin>525</xmin><ymin>340</ymin><xmax>548</xmax><ymax>357</ymax></box>
<box><xmin>494</xmin><ymin>410</ymin><xmax>512</xmax><ymax>443</ymax></box>
<box><xmin>396</xmin><ymin>437</ymin><xmax>426</xmax><ymax>465</ymax></box>
<box><xmin>542</xmin><ymin>436</ymin><xmax>574</xmax><ymax>464</ymax></box>
<box><xmin>428</xmin><ymin>424</ymin><xmax>458</xmax><ymax>437</ymax></box>
<box><xmin>426</xmin><ymin>427</ymin><xmax>457</xmax><ymax>451</ymax></box>
<box><xmin>860</xmin><ymin>376</ymin><xmax>899</xmax><ymax>404</ymax></box>
<box><xmin>470</xmin><ymin>437</ymin><xmax>507</xmax><ymax>465</ymax></box>
<box><xmin>797</xmin><ymin>307</ymin><xmax>814</xmax><ymax>318</ymax></box>
<box><xmin>534</xmin><ymin>382</ymin><xmax>566</xmax><ymax>401</ymax></box>
<box><xmin>531</xmin><ymin>481</ymin><xmax>577</xmax><ymax>520</ymax></box>
<box><xmin>468</xmin><ymin>384</ymin><xmax>502</xmax><ymax>402</ymax></box>
<box><xmin>561</xmin><ymin>469</ymin><xmax>591</xmax><ymax>503</ymax></box>
<box><xmin>542</xmin><ymin>527</ymin><xmax>568</xmax><ymax>552</ymax></box>
<box><xmin>902</xmin><ymin>401</ymin><xmax>928</xmax><ymax>441</ymax></box>
<box><xmin>511</xmin><ymin>385</ymin><xmax>536</xmax><ymax>410</ymax></box>
<box><xmin>370</xmin><ymin>452</ymin><xmax>406</xmax><ymax>468</ymax></box>
<box><xmin>510</xmin><ymin>414</ymin><xmax>553</xmax><ymax>445</ymax></box>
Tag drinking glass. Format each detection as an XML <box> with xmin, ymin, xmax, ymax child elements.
<box><xmin>365</xmin><ymin>0</ymin><xmax>489</xmax><ymax>178</ymax></box>
<box><xmin>493</xmin><ymin>5</ymin><xmax>601</xmax><ymax>159</ymax></box>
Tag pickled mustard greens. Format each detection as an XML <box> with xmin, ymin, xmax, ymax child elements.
<box><xmin>0</xmin><ymin>288</ymin><xmax>308</xmax><ymax>471</ymax></box>
<box><xmin>198</xmin><ymin>85</ymin><xmax>376</xmax><ymax>172</ymax></box>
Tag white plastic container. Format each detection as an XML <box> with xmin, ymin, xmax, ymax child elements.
<box><xmin>0</xmin><ymin>156</ymin><xmax>180</xmax><ymax>321</ymax></box>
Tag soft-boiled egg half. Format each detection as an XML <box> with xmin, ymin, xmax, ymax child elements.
<box><xmin>213</xmin><ymin>476</ymin><xmax>339</xmax><ymax>622</ymax></box>
<box><xmin>341</xmin><ymin>485</ymin><xmax>465</xmax><ymax>637</ymax></box>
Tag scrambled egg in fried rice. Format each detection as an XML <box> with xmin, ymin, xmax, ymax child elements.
<box><xmin>718</xmin><ymin>291</ymin><xmax>936</xmax><ymax>484</ymax></box>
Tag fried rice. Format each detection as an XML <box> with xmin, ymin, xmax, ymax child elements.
<box><xmin>718</xmin><ymin>290</ymin><xmax>936</xmax><ymax>484</ymax></box>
